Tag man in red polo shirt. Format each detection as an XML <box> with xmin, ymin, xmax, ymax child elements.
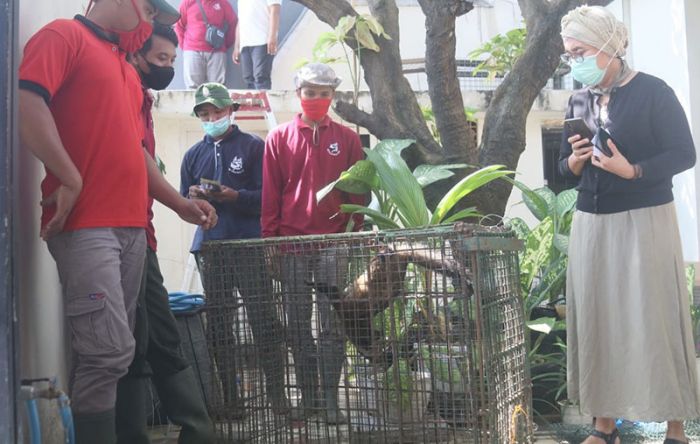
<box><xmin>261</xmin><ymin>63</ymin><xmax>364</xmax><ymax>423</ymax></box>
<box><xmin>18</xmin><ymin>0</ymin><xmax>216</xmax><ymax>442</ymax></box>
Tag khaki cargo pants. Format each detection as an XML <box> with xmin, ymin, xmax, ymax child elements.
<box><xmin>48</xmin><ymin>228</ymin><xmax>146</xmax><ymax>414</ymax></box>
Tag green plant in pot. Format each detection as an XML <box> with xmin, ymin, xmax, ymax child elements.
<box><xmin>505</xmin><ymin>182</ymin><xmax>577</xmax><ymax>418</ymax></box>
<box><xmin>318</xmin><ymin>138</ymin><xmax>513</xmax><ymax>420</ymax></box>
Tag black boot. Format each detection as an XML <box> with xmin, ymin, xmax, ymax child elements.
<box><xmin>153</xmin><ymin>366</ymin><xmax>216</xmax><ymax>444</ymax></box>
<box><xmin>74</xmin><ymin>409</ymin><xmax>117</xmax><ymax>444</ymax></box>
<box><xmin>116</xmin><ymin>377</ymin><xmax>150</xmax><ymax>444</ymax></box>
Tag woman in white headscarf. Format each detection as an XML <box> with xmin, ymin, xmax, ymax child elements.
<box><xmin>559</xmin><ymin>5</ymin><xmax>700</xmax><ymax>444</ymax></box>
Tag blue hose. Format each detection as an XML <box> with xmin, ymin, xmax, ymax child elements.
<box><xmin>169</xmin><ymin>292</ymin><xmax>205</xmax><ymax>313</ymax></box>
<box><xmin>58</xmin><ymin>393</ymin><xmax>75</xmax><ymax>444</ymax></box>
<box><xmin>25</xmin><ymin>399</ymin><xmax>41</xmax><ymax>444</ymax></box>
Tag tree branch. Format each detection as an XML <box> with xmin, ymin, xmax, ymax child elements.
<box><xmin>473</xmin><ymin>0</ymin><xmax>614</xmax><ymax>216</ymax></box>
<box><xmin>292</xmin><ymin>0</ymin><xmax>357</xmax><ymax>27</ymax></box>
<box><xmin>418</xmin><ymin>0</ymin><xmax>477</xmax><ymax>163</ymax></box>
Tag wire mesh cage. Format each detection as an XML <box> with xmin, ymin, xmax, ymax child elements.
<box><xmin>198</xmin><ymin>223</ymin><xmax>532</xmax><ymax>443</ymax></box>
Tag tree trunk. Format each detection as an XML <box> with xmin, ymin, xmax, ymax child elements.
<box><xmin>471</xmin><ymin>0</ymin><xmax>613</xmax><ymax>218</ymax></box>
<box><xmin>294</xmin><ymin>0</ymin><xmax>613</xmax><ymax>217</ymax></box>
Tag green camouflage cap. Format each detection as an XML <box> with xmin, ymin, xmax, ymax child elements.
<box><xmin>193</xmin><ymin>83</ymin><xmax>240</xmax><ymax>115</ymax></box>
<box><xmin>150</xmin><ymin>0</ymin><xmax>180</xmax><ymax>26</ymax></box>
<box><xmin>294</xmin><ymin>62</ymin><xmax>342</xmax><ymax>89</ymax></box>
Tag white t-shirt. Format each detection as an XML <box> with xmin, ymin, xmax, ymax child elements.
<box><xmin>237</xmin><ymin>0</ymin><xmax>282</xmax><ymax>49</ymax></box>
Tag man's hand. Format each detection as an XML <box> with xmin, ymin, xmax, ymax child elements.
<box><xmin>201</xmin><ymin>185</ymin><xmax>239</xmax><ymax>203</ymax></box>
<box><xmin>40</xmin><ymin>182</ymin><xmax>82</xmax><ymax>240</ymax></box>
<box><xmin>188</xmin><ymin>185</ymin><xmax>206</xmax><ymax>199</ymax></box>
<box><xmin>267</xmin><ymin>37</ymin><xmax>278</xmax><ymax>55</ymax></box>
<box><xmin>591</xmin><ymin>137</ymin><xmax>636</xmax><ymax>179</ymax></box>
<box><xmin>177</xmin><ymin>198</ymin><xmax>218</xmax><ymax>230</ymax></box>
<box><xmin>232</xmin><ymin>46</ymin><xmax>240</xmax><ymax>64</ymax></box>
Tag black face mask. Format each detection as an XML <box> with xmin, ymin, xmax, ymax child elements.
<box><xmin>140</xmin><ymin>60</ymin><xmax>175</xmax><ymax>91</ymax></box>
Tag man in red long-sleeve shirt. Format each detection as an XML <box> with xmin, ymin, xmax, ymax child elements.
<box><xmin>175</xmin><ymin>0</ymin><xmax>237</xmax><ymax>89</ymax></box>
<box><xmin>261</xmin><ymin>63</ymin><xmax>364</xmax><ymax>423</ymax></box>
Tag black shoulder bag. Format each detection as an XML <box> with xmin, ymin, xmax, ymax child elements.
<box><xmin>194</xmin><ymin>0</ymin><xmax>228</xmax><ymax>49</ymax></box>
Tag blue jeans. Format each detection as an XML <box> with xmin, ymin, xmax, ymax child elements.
<box><xmin>240</xmin><ymin>44</ymin><xmax>274</xmax><ymax>90</ymax></box>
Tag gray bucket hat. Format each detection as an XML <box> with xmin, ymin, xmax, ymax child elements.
<box><xmin>294</xmin><ymin>63</ymin><xmax>342</xmax><ymax>89</ymax></box>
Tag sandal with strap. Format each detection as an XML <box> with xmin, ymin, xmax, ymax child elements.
<box><xmin>664</xmin><ymin>439</ymin><xmax>689</xmax><ymax>444</ymax></box>
<box><xmin>589</xmin><ymin>428</ymin><xmax>620</xmax><ymax>444</ymax></box>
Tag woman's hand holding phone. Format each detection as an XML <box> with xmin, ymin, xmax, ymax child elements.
<box><xmin>567</xmin><ymin>134</ymin><xmax>594</xmax><ymax>176</ymax></box>
<box><xmin>591</xmin><ymin>136</ymin><xmax>636</xmax><ymax>179</ymax></box>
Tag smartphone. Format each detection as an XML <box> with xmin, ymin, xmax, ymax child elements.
<box><xmin>200</xmin><ymin>178</ymin><xmax>222</xmax><ymax>193</ymax></box>
<box><xmin>564</xmin><ymin>117</ymin><xmax>594</xmax><ymax>142</ymax></box>
<box><xmin>593</xmin><ymin>127</ymin><xmax>614</xmax><ymax>157</ymax></box>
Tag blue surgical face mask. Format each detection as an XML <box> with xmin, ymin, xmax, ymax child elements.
<box><xmin>570</xmin><ymin>53</ymin><xmax>606</xmax><ymax>86</ymax></box>
<box><xmin>201</xmin><ymin>115</ymin><xmax>231</xmax><ymax>138</ymax></box>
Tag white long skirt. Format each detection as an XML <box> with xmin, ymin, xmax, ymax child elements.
<box><xmin>566</xmin><ymin>202</ymin><xmax>700</xmax><ymax>420</ymax></box>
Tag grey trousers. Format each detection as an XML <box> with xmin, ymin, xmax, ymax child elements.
<box><xmin>183</xmin><ymin>50</ymin><xmax>226</xmax><ymax>89</ymax></box>
<box><xmin>281</xmin><ymin>248</ymin><xmax>348</xmax><ymax>405</ymax></box>
<box><xmin>48</xmin><ymin>227</ymin><xmax>146</xmax><ymax>414</ymax></box>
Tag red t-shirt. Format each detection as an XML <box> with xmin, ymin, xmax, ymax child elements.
<box><xmin>19</xmin><ymin>17</ymin><xmax>148</xmax><ymax>232</ymax></box>
<box><xmin>175</xmin><ymin>0</ymin><xmax>238</xmax><ymax>52</ymax></box>
<box><xmin>261</xmin><ymin>114</ymin><xmax>365</xmax><ymax>238</ymax></box>
<box><xmin>141</xmin><ymin>87</ymin><xmax>158</xmax><ymax>251</ymax></box>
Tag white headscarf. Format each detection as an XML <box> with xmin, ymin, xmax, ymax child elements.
<box><xmin>561</xmin><ymin>5</ymin><xmax>628</xmax><ymax>57</ymax></box>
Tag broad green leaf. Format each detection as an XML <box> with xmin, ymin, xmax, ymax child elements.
<box><xmin>316</xmin><ymin>180</ymin><xmax>339</xmax><ymax>203</ymax></box>
<box><xmin>316</xmin><ymin>160</ymin><xmax>377</xmax><ymax>202</ymax></box>
<box><xmin>442</xmin><ymin>207</ymin><xmax>480</xmax><ymax>223</ymax></box>
<box><xmin>354</xmin><ymin>20</ymin><xmax>380</xmax><ymax>52</ymax></box>
<box><xmin>507</xmin><ymin>217</ymin><xmax>531</xmax><ymax>240</ymax></box>
<box><xmin>527</xmin><ymin>317</ymin><xmax>556</xmax><ymax>334</ymax></box>
<box><xmin>412</xmin><ymin>163</ymin><xmax>467</xmax><ymax>188</ymax></box>
<box><xmin>312</xmin><ymin>32</ymin><xmax>339</xmax><ymax>58</ymax></box>
<box><xmin>553</xmin><ymin>233</ymin><xmax>569</xmax><ymax>255</ymax></box>
<box><xmin>535</xmin><ymin>187</ymin><xmax>556</xmax><ymax>215</ymax></box>
<box><xmin>507</xmin><ymin>178</ymin><xmax>549</xmax><ymax>221</ymax></box>
<box><xmin>365</xmin><ymin>145</ymin><xmax>429</xmax><ymax>227</ymax></box>
<box><xmin>371</xmin><ymin>139</ymin><xmax>414</xmax><ymax>157</ymax></box>
<box><xmin>340</xmin><ymin>204</ymin><xmax>401</xmax><ymax>230</ymax></box>
<box><xmin>335</xmin><ymin>15</ymin><xmax>356</xmax><ymax>38</ymax></box>
<box><xmin>555</xmin><ymin>188</ymin><xmax>578</xmax><ymax>219</ymax></box>
<box><xmin>362</xmin><ymin>15</ymin><xmax>391</xmax><ymax>39</ymax></box>
<box><xmin>430</xmin><ymin>165</ymin><xmax>512</xmax><ymax>225</ymax></box>
<box><xmin>293</xmin><ymin>57</ymin><xmax>311</xmax><ymax>70</ymax></box>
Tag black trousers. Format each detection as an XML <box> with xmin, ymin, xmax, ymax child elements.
<box><xmin>128</xmin><ymin>247</ymin><xmax>189</xmax><ymax>378</ymax></box>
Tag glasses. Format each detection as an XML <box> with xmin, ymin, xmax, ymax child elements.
<box><xmin>560</xmin><ymin>53</ymin><xmax>585</xmax><ymax>65</ymax></box>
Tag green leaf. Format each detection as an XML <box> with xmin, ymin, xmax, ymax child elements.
<box><xmin>412</xmin><ymin>164</ymin><xmax>467</xmax><ymax>188</ymax></box>
<box><xmin>555</xmin><ymin>188</ymin><xmax>578</xmax><ymax>219</ymax></box>
<box><xmin>442</xmin><ymin>207</ymin><xmax>480</xmax><ymax>223</ymax></box>
<box><xmin>335</xmin><ymin>15</ymin><xmax>356</xmax><ymax>38</ymax></box>
<box><xmin>362</xmin><ymin>15</ymin><xmax>391</xmax><ymax>39</ymax></box>
<box><xmin>527</xmin><ymin>317</ymin><xmax>556</xmax><ymax>334</ymax></box>
<box><xmin>316</xmin><ymin>160</ymin><xmax>377</xmax><ymax>203</ymax></box>
<box><xmin>553</xmin><ymin>233</ymin><xmax>569</xmax><ymax>255</ymax></box>
<box><xmin>430</xmin><ymin>165</ymin><xmax>513</xmax><ymax>225</ymax></box>
<box><xmin>365</xmin><ymin>143</ymin><xmax>429</xmax><ymax>227</ymax></box>
<box><xmin>372</xmin><ymin>138</ymin><xmax>414</xmax><ymax>157</ymax></box>
<box><xmin>339</xmin><ymin>204</ymin><xmax>401</xmax><ymax>230</ymax></box>
<box><xmin>506</xmin><ymin>217</ymin><xmax>531</xmax><ymax>240</ymax></box>
<box><xmin>312</xmin><ymin>31</ymin><xmax>340</xmax><ymax>59</ymax></box>
<box><xmin>507</xmin><ymin>179</ymin><xmax>549</xmax><ymax>221</ymax></box>
<box><xmin>354</xmin><ymin>20</ymin><xmax>380</xmax><ymax>52</ymax></box>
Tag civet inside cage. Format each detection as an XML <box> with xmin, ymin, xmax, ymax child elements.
<box><xmin>197</xmin><ymin>224</ymin><xmax>531</xmax><ymax>443</ymax></box>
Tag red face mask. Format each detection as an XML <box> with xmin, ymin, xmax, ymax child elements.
<box><xmin>300</xmin><ymin>98</ymin><xmax>332</xmax><ymax>122</ymax></box>
<box><xmin>87</xmin><ymin>0</ymin><xmax>153</xmax><ymax>53</ymax></box>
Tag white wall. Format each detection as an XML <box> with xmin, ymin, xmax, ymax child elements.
<box><xmin>18</xmin><ymin>3</ymin><xmax>85</xmax><ymax>442</ymax></box>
